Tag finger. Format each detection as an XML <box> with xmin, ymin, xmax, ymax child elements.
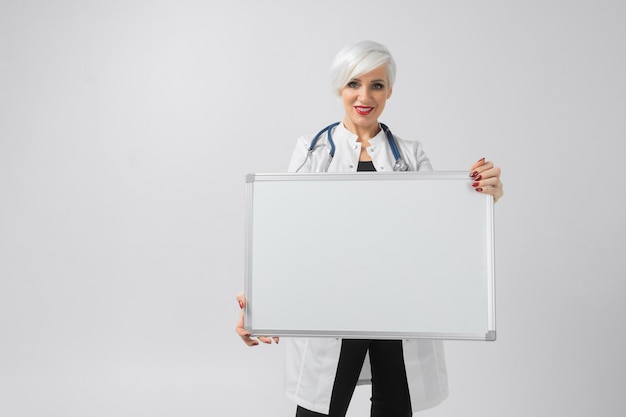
<box><xmin>257</xmin><ymin>336</ymin><xmax>270</xmax><ymax>344</ymax></box>
<box><xmin>236</xmin><ymin>308</ymin><xmax>245</xmax><ymax>330</ymax></box>
<box><xmin>242</xmin><ymin>335</ymin><xmax>260</xmax><ymax>347</ymax></box>
<box><xmin>470</xmin><ymin>160</ymin><xmax>495</xmax><ymax>178</ymax></box>
<box><xmin>236</xmin><ymin>327</ymin><xmax>259</xmax><ymax>347</ymax></box>
<box><xmin>475</xmin><ymin>185</ymin><xmax>503</xmax><ymax>202</ymax></box>
<box><xmin>473</xmin><ymin>176</ymin><xmax>500</xmax><ymax>189</ymax></box>
<box><xmin>235</xmin><ymin>309</ymin><xmax>259</xmax><ymax>346</ymax></box>
<box><xmin>471</xmin><ymin>165</ymin><xmax>499</xmax><ymax>181</ymax></box>
<box><xmin>236</xmin><ymin>327</ymin><xmax>259</xmax><ymax>345</ymax></box>
<box><xmin>237</xmin><ymin>330</ymin><xmax>259</xmax><ymax>346</ymax></box>
<box><xmin>472</xmin><ymin>179</ymin><xmax>504</xmax><ymax>202</ymax></box>
<box><xmin>257</xmin><ymin>336</ymin><xmax>278</xmax><ymax>344</ymax></box>
<box><xmin>469</xmin><ymin>157</ymin><xmax>486</xmax><ymax>172</ymax></box>
<box><xmin>236</xmin><ymin>293</ymin><xmax>246</xmax><ymax>309</ymax></box>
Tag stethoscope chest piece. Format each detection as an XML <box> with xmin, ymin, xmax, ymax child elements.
<box><xmin>394</xmin><ymin>158</ymin><xmax>409</xmax><ymax>172</ymax></box>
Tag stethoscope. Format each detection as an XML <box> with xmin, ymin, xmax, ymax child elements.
<box><xmin>296</xmin><ymin>122</ymin><xmax>409</xmax><ymax>172</ymax></box>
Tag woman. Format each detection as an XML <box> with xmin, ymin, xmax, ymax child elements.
<box><xmin>236</xmin><ymin>40</ymin><xmax>503</xmax><ymax>416</ymax></box>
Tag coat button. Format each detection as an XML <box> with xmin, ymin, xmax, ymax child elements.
<box><xmin>349</xmin><ymin>164</ymin><xmax>354</xmax><ymax>169</ymax></box>
<box><xmin>380</xmin><ymin>166</ymin><xmax>385</xmax><ymax>170</ymax></box>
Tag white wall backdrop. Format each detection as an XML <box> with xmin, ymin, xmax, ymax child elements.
<box><xmin>1</xmin><ymin>1</ymin><xmax>625</xmax><ymax>416</ymax></box>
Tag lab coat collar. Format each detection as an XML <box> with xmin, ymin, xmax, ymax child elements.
<box><xmin>335</xmin><ymin>122</ymin><xmax>387</xmax><ymax>146</ymax></box>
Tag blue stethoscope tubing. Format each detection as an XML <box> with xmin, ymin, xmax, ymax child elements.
<box><xmin>303</xmin><ymin>122</ymin><xmax>409</xmax><ymax>172</ymax></box>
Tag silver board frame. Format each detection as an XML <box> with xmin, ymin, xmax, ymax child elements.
<box><xmin>244</xmin><ymin>172</ymin><xmax>496</xmax><ymax>341</ymax></box>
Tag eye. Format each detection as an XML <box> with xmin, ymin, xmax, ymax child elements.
<box><xmin>371</xmin><ymin>82</ymin><xmax>385</xmax><ymax>90</ymax></box>
<box><xmin>347</xmin><ymin>81</ymin><xmax>360</xmax><ymax>88</ymax></box>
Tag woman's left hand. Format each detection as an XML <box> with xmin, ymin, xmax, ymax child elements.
<box><xmin>235</xmin><ymin>293</ymin><xmax>280</xmax><ymax>346</ymax></box>
<box><xmin>469</xmin><ymin>158</ymin><xmax>503</xmax><ymax>203</ymax></box>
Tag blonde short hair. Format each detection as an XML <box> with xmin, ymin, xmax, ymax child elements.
<box><xmin>329</xmin><ymin>40</ymin><xmax>397</xmax><ymax>96</ymax></box>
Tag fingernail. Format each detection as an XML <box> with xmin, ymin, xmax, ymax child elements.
<box><xmin>475</xmin><ymin>175</ymin><xmax>482</xmax><ymax>181</ymax></box>
<box><xmin>477</xmin><ymin>157</ymin><xmax>485</xmax><ymax>164</ymax></box>
<box><xmin>472</xmin><ymin>182</ymin><xmax>480</xmax><ymax>187</ymax></box>
<box><xmin>475</xmin><ymin>187</ymin><xmax>483</xmax><ymax>192</ymax></box>
<box><xmin>470</xmin><ymin>171</ymin><xmax>478</xmax><ymax>178</ymax></box>
<box><xmin>238</xmin><ymin>300</ymin><xmax>244</xmax><ymax>309</ymax></box>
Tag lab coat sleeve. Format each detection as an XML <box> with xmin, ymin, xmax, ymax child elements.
<box><xmin>288</xmin><ymin>136</ymin><xmax>313</xmax><ymax>173</ymax></box>
<box><xmin>414</xmin><ymin>140</ymin><xmax>433</xmax><ymax>172</ymax></box>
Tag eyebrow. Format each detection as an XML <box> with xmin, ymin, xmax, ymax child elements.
<box><xmin>351</xmin><ymin>78</ymin><xmax>386</xmax><ymax>84</ymax></box>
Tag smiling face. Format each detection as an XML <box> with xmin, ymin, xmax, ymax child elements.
<box><xmin>340</xmin><ymin>65</ymin><xmax>392</xmax><ymax>136</ymax></box>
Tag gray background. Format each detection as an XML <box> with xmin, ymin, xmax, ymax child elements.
<box><xmin>1</xmin><ymin>1</ymin><xmax>624</xmax><ymax>416</ymax></box>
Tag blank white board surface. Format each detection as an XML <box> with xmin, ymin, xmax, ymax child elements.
<box><xmin>244</xmin><ymin>172</ymin><xmax>495</xmax><ymax>341</ymax></box>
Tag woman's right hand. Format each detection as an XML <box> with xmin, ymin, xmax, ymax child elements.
<box><xmin>469</xmin><ymin>157</ymin><xmax>503</xmax><ymax>202</ymax></box>
<box><xmin>235</xmin><ymin>293</ymin><xmax>280</xmax><ymax>347</ymax></box>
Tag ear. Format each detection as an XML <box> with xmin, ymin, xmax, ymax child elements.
<box><xmin>387</xmin><ymin>87</ymin><xmax>393</xmax><ymax>99</ymax></box>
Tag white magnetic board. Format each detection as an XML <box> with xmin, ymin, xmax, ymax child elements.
<box><xmin>244</xmin><ymin>172</ymin><xmax>496</xmax><ymax>341</ymax></box>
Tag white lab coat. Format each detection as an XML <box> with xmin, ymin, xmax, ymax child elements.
<box><xmin>284</xmin><ymin>123</ymin><xmax>449</xmax><ymax>414</ymax></box>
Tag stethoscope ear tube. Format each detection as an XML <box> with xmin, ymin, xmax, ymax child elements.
<box><xmin>308</xmin><ymin>122</ymin><xmax>341</xmax><ymax>157</ymax></box>
<box><xmin>380</xmin><ymin>123</ymin><xmax>405</xmax><ymax>170</ymax></box>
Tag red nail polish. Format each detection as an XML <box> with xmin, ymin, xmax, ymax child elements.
<box><xmin>475</xmin><ymin>175</ymin><xmax>482</xmax><ymax>181</ymax></box>
<box><xmin>477</xmin><ymin>157</ymin><xmax>485</xmax><ymax>164</ymax></box>
<box><xmin>475</xmin><ymin>187</ymin><xmax>483</xmax><ymax>192</ymax></box>
<box><xmin>472</xmin><ymin>182</ymin><xmax>480</xmax><ymax>187</ymax></box>
<box><xmin>238</xmin><ymin>300</ymin><xmax>244</xmax><ymax>309</ymax></box>
<box><xmin>470</xmin><ymin>171</ymin><xmax>478</xmax><ymax>178</ymax></box>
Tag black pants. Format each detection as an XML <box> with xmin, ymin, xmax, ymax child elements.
<box><xmin>295</xmin><ymin>339</ymin><xmax>412</xmax><ymax>417</ymax></box>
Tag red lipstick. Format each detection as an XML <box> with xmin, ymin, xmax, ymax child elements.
<box><xmin>355</xmin><ymin>106</ymin><xmax>374</xmax><ymax>115</ymax></box>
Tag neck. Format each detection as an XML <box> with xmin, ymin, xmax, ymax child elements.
<box><xmin>342</xmin><ymin>119</ymin><xmax>380</xmax><ymax>143</ymax></box>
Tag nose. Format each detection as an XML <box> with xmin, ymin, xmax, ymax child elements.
<box><xmin>358</xmin><ymin>86</ymin><xmax>370</xmax><ymax>102</ymax></box>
